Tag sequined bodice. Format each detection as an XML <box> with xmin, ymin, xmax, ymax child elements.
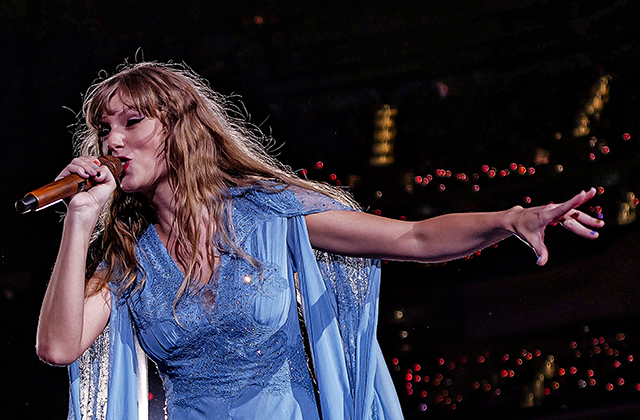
<box><xmin>125</xmin><ymin>186</ymin><xmax>347</xmax><ymax>418</ymax></box>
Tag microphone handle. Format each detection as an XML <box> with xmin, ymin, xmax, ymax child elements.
<box><xmin>15</xmin><ymin>156</ymin><xmax>123</xmax><ymax>214</ymax></box>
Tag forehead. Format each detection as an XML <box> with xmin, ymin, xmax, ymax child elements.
<box><xmin>100</xmin><ymin>94</ymin><xmax>140</xmax><ymax>120</ymax></box>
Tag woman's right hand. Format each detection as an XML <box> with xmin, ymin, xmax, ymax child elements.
<box><xmin>57</xmin><ymin>156</ymin><xmax>117</xmax><ymax>215</ymax></box>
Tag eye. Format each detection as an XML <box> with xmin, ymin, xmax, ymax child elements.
<box><xmin>97</xmin><ymin>124</ymin><xmax>111</xmax><ymax>138</ymax></box>
<box><xmin>126</xmin><ymin>116</ymin><xmax>145</xmax><ymax>127</ymax></box>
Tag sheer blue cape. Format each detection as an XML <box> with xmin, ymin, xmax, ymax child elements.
<box><xmin>67</xmin><ymin>185</ymin><xmax>403</xmax><ymax>419</ymax></box>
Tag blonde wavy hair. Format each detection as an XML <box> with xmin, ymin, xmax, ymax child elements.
<box><xmin>75</xmin><ymin>61</ymin><xmax>357</xmax><ymax>305</ymax></box>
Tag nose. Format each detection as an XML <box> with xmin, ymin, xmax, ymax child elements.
<box><xmin>102</xmin><ymin>130</ymin><xmax>125</xmax><ymax>155</ymax></box>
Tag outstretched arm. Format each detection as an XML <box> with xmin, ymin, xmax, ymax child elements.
<box><xmin>305</xmin><ymin>188</ymin><xmax>602</xmax><ymax>266</ymax></box>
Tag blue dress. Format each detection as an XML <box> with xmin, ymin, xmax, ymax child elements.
<box><xmin>67</xmin><ymin>185</ymin><xmax>403</xmax><ymax>419</ymax></box>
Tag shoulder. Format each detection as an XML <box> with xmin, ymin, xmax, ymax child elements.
<box><xmin>230</xmin><ymin>181</ymin><xmax>354</xmax><ymax>218</ymax></box>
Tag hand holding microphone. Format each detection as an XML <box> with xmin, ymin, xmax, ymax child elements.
<box><xmin>15</xmin><ymin>156</ymin><xmax>124</xmax><ymax>214</ymax></box>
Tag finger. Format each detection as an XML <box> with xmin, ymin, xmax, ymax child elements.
<box><xmin>563</xmin><ymin>210</ymin><xmax>604</xmax><ymax>228</ymax></box>
<box><xmin>560</xmin><ymin>217</ymin><xmax>601</xmax><ymax>239</ymax></box>
<box><xmin>546</xmin><ymin>189</ymin><xmax>595</xmax><ymax>223</ymax></box>
<box><xmin>56</xmin><ymin>157</ymin><xmax>101</xmax><ymax>180</ymax></box>
<box><xmin>517</xmin><ymin>231</ymin><xmax>548</xmax><ymax>266</ymax></box>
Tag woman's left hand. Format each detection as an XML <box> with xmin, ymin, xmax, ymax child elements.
<box><xmin>508</xmin><ymin>188</ymin><xmax>603</xmax><ymax>266</ymax></box>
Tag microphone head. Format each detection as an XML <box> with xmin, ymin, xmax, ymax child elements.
<box><xmin>98</xmin><ymin>155</ymin><xmax>124</xmax><ymax>180</ymax></box>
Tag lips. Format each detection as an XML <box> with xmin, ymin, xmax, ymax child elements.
<box><xmin>116</xmin><ymin>157</ymin><xmax>131</xmax><ymax>173</ymax></box>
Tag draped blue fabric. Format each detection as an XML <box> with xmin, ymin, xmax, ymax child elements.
<box><xmin>67</xmin><ymin>185</ymin><xmax>403</xmax><ymax>419</ymax></box>
<box><xmin>68</xmin><ymin>290</ymin><xmax>144</xmax><ymax>420</ymax></box>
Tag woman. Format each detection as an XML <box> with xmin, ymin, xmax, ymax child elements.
<box><xmin>36</xmin><ymin>62</ymin><xmax>602</xmax><ymax>420</ymax></box>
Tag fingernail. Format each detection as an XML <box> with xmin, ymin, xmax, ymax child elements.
<box><xmin>94</xmin><ymin>159</ymin><xmax>101</xmax><ymax>165</ymax></box>
<box><xmin>590</xmin><ymin>231</ymin><xmax>598</xmax><ymax>236</ymax></box>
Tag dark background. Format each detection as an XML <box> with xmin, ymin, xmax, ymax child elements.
<box><xmin>1</xmin><ymin>1</ymin><xmax>640</xmax><ymax>418</ymax></box>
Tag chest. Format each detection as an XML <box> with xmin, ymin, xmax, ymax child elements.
<box><xmin>128</xmin><ymin>228</ymin><xmax>294</xmax><ymax>363</ymax></box>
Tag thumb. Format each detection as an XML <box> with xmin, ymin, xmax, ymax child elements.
<box><xmin>535</xmin><ymin>243</ymin><xmax>549</xmax><ymax>266</ymax></box>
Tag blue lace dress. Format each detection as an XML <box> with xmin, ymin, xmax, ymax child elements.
<box><xmin>67</xmin><ymin>185</ymin><xmax>403</xmax><ymax>420</ymax></box>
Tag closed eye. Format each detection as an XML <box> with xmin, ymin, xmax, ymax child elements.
<box><xmin>97</xmin><ymin>124</ymin><xmax>111</xmax><ymax>138</ymax></box>
<box><xmin>126</xmin><ymin>117</ymin><xmax>145</xmax><ymax>127</ymax></box>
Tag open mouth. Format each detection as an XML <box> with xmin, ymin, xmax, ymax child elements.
<box><xmin>118</xmin><ymin>157</ymin><xmax>131</xmax><ymax>173</ymax></box>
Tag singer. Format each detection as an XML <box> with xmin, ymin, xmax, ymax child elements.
<box><xmin>35</xmin><ymin>62</ymin><xmax>603</xmax><ymax>420</ymax></box>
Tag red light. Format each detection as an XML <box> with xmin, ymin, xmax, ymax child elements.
<box><xmin>329</xmin><ymin>173</ymin><xmax>337</xmax><ymax>181</ymax></box>
<box><xmin>524</xmin><ymin>197</ymin><xmax>532</xmax><ymax>204</ymax></box>
<box><xmin>544</xmin><ymin>388</ymin><xmax>551</xmax><ymax>396</ymax></box>
<box><xmin>439</xmin><ymin>358</ymin><xmax>445</xmax><ymax>366</ymax></box>
<box><xmin>528</xmin><ymin>167</ymin><xmax>535</xmax><ymax>175</ymax></box>
<box><xmin>415</xmin><ymin>176</ymin><xmax>423</xmax><ymax>184</ymax></box>
<box><xmin>569</xmin><ymin>367</ymin><xmax>577</xmax><ymax>375</ymax></box>
<box><xmin>316</xmin><ymin>161</ymin><xmax>324</xmax><ymax>169</ymax></box>
<box><xmin>500</xmin><ymin>369</ymin><xmax>508</xmax><ymax>378</ymax></box>
<box><xmin>602</xmin><ymin>146</ymin><xmax>610</xmax><ymax>154</ymax></box>
<box><xmin>606</xmin><ymin>383</ymin><xmax>614</xmax><ymax>391</ymax></box>
<box><xmin>558</xmin><ymin>368</ymin><xmax>566</xmax><ymax>376</ymax></box>
<box><xmin>589</xmin><ymin>153</ymin><xmax>596</xmax><ymax>161</ymax></box>
<box><xmin>597</xmin><ymin>187</ymin><xmax>605</xmax><ymax>194</ymax></box>
<box><xmin>439</xmin><ymin>184</ymin><xmax>446</xmax><ymax>191</ymax></box>
<box><xmin>618</xmin><ymin>378</ymin><xmax>625</xmax><ymax>386</ymax></box>
<box><xmin>477</xmin><ymin>356</ymin><xmax>485</xmax><ymax>364</ymax></box>
<box><xmin>405</xmin><ymin>374</ymin><xmax>413</xmax><ymax>381</ymax></box>
<box><xmin>421</xmin><ymin>390</ymin><xmax>428</xmax><ymax>398</ymax></box>
<box><xmin>472</xmin><ymin>185</ymin><xmax>480</xmax><ymax>192</ymax></box>
<box><xmin>481</xmin><ymin>165</ymin><xmax>489</xmax><ymax>172</ymax></box>
<box><xmin>149</xmin><ymin>392</ymin><xmax>154</xmax><ymax>401</ymax></box>
<box><xmin>392</xmin><ymin>358</ymin><xmax>399</xmax><ymax>365</ymax></box>
<box><xmin>414</xmin><ymin>364</ymin><xmax>421</xmax><ymax>371</ymax></box>
<box><xmin>510</xmin><ymin>163</ymin><xmax>517</xmax><ymax>171</ymax></box>
<box><xmin>300</xmin><ymin>169</ymin><xmax>308</xmax><ymax>176</ymax></box>
<box><xmin>623</xmin><ymin>133</ymin><xmax>631</xmax><ymax>141</ymax></box>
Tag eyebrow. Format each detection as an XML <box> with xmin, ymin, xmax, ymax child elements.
<box><xmin>100</xmin><ymin>107</ymin><xmax>143</xmax><ymax>122</ymax></box>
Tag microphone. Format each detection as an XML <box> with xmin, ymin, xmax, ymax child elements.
<box><xmin>15</xmin><ymin>156</ymin><xmax>124</xmax><ymax>214</ymax></box>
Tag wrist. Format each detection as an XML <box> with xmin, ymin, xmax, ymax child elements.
<box><xmin>501</xmin><ymin>205</ymin><xmax>524</xmax><ymax>235</ymax></box>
